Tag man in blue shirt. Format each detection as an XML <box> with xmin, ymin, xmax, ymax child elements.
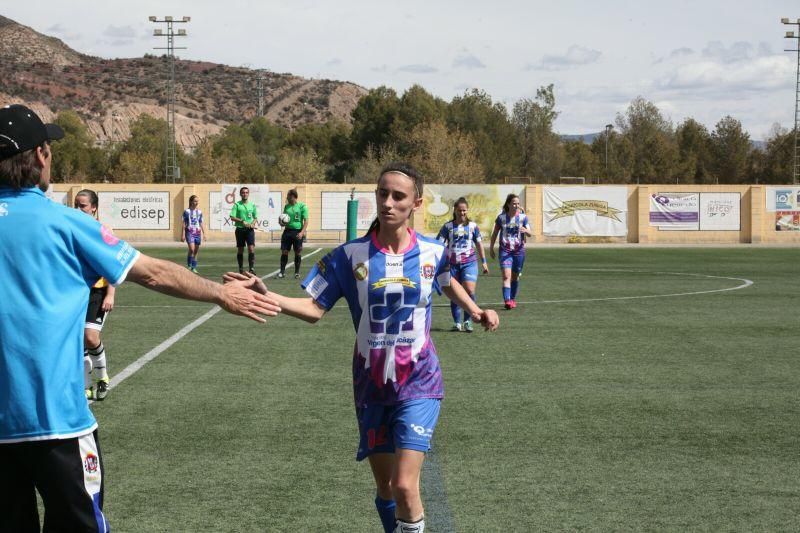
<box><xmin>0</xmin><ymin>105</ymin><xmax>281</xmax><ymax>532</ymax></box>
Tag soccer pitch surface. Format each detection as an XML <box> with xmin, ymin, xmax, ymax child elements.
<box><xmin>91</xmin><ymin>246</ymin><xmax>798</xmax><ymax>531</ymax></box>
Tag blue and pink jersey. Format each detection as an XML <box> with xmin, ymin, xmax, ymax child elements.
<box><xmin>436</xmin><ymin>221</ymin><xmax>482</xmax><ymax>265</ymax></box>
<box><xmin>183</xmin><ymin>208</ymin><xmax>203</xmax><ymax>236</ymax></box>
<box><xmin>495</xmin><ymin>211</ymin><xmax>530</xmax><ymax>254</ymax></box>
<box><xmin>302</xmin><ymin>230</ymin><xmax>451</xmax><ymax>407</ymax></box>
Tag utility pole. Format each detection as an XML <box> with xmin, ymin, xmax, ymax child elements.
<box><xmin>256</xmin><ymin>71</ymin><xmax>265</xmax><ymax>117</ymax></box>
<box><xmin>782</xmin><ymin>17</ymin><xmax>800</xmax><ymax>184</ymax></box>
<box><xmin>149</xmin><ymin>15</ymin><xmax>190</xmax><ymax>183</ymax></box>
<box><xmin>604</xmin><ymin>124</ymin><xmax>613</xmax><ymax>184</ymax></box>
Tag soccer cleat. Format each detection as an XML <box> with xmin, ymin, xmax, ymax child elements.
<box><xmin>85</xmin><ymin>387</ymin><xmax>94</xmax><ymax>400</ymax></box>
<box><xmin>463</xmin><ymin>321</ymin><xmax>474</xmax><ymax>333</ymax></box>
<box><xmin>510</xmin><ymin>299</ymin><xmax>517</xmax><ymax>309</ymax></box>
<box><xmin>294</xmin><ymin>273</ymin><xmax>300</xmax><ymax>279</ymax></box>
<box><xmin>451</xmin><ymin>323</ymin><xmax>462</xmax><ymax>332</ymax></box>
<box><xmin>191</xmin><ymin>267</ymin><xmax>198</xmax><ymax>274</ymax></box>
<box><xmin>95</xmin><ymin>379</ymin><xmax>109</xmax><ymax>401</ymax></box>
<box><xmin>238</xmin><ymin>268</ymin><xmax>244</xmax><ymax>274</ymax></box>
<box><xmin>277</xmin><ymin>272</ymin><xmax>285</xmax><ymax>279</ymax></box>
<box><xmin>249</xmin><ymin>268</ymin><xmax>256</xmax><ymax>275</ymax></box>
<box><xmin>504</xmin><ymin>300</ymin><xmax>513</xmax><ymax>310</ymax></box>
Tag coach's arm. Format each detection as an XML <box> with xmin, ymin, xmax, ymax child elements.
<box><xmin>222</xmin><ymin>272</ymin><xmax>326</xmax><ymax>324</ymax></box>
<box><xmin>128</xmin><ymin>254</ymin><xmax>281</xmax><ymax>323</ymax></box>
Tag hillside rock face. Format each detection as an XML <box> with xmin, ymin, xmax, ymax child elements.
<box><xmin>0</xmin><ymin>16</ymin><xmax>367</xmax><ymax>149</ymax></box>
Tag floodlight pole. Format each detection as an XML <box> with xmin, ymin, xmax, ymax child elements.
<box><xmin>256</xmin><ymin>71</ymin><xmax>266</xmax><ymax>117</ymax></box>
<box><xmin>150</xmin><ymin>16</ymin><xmax>190</xmax><ymax>183</ymax></box>
<box><xmin>782</xmin><ymin>17</ymin><xmax>800</xmax><ymax>184</ymax></box>
<box><xmin>604</xmin><ymin>124</ymin><xmax>613</xmax><ymax>185</ymax></box>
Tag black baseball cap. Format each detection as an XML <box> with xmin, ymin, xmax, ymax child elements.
<box><xmin>0</xmin><ymin>104</ymin><xmax>64</xmax><ymax>161</ymax></box>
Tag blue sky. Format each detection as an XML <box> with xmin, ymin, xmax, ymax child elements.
<box><xmin>5</xmin><ymin>0</ymin><xmax>800</xmax><ymax>139</ymax></box>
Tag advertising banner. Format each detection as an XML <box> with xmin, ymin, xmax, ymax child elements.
<box><xmin>766</xmin><ymin>186</ymin><xmax>800</xmax><ymax>211</ymax></box>
<box><xmin>543</xmin><ymin>186</ymin><xmax>627</xmax><ymax>236</ymax></box>
<box><xmin>649</xmin><ymin>193</ymin><xmax>699</xmax><ymax>230</ymax></box>
<box><xmin>699</xmin><ymin>193</ymin><xmax>740</xmax><ymax>231</ymax></box>
<box><xmin>321</xmin><ymin>191</ymin><xmax>377</xmax><ymax>230</ymax></box>
<box><xmin>44</xmin><ymin>186</ymin><xmax>69</xmax><ymax>206</ymax></box>
<box><xmin>98</xmin><ymin>191</ymin><xmax>170</xmax><ymax>229</ymax></box>
<box><xmin>210</xmin><ymin>184</ymin><xmax>280</xmax><ymax>232</ymax></box>
<box><xmin>422</xmin><ymin>184</ymin><xmax>526</xmax><ymax>237</ymax></box>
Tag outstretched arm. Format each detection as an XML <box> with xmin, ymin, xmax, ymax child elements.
<box><xmin>129</xmin><ymin>255</ymin><xmax>281</xmax><ymax>323</ymax></box>
<box><xmin>222</xmin><ymin>272</ymin><xmax>326</xmax><ymax>323</ymax></box>
<box><xmin>442</xmin><ymin>278</ymin><xmax>499</xmax><ymax>331</ymax></box>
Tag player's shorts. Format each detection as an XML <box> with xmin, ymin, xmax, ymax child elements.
<box><xmin>499</xmin><ymin>249</ymin><xmax>525</xmax><ymax>273</ymax></box>
<box><xmin>450</xmin><ymin>261</ymin><xmax>479</xmax><ymax>283</ymax></box>
<box><xmin>185</xmin><ymin>231</ymin><xmax>201</xmax><ymax>245</ymax></box>
<box><xmin>280</xmin><ymin>229</ymin><xmax>303</xmax><ymax>253</ymax></box>
<box><xmin>235</xmin><ymin>227</ymin><xmax>255</xmax><ymax>247</ymax></box>
<box><xmin>355</xmin><ymin>398</ymin><xmax>441</xmax><ymax>461</ymax></box>
<box><xmin>0</xmin><ymin>430</ymin><xmax>109</xmax><ymax>531</ymax></box>
<box><xmin>85</xmin><ymin>288</ymin><xmax>107</xmax><ymax>331</ymax></box>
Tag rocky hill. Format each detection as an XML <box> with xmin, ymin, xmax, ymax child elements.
<box><xmin>0</xmin><ymin>15</ymin><xmax>367</xmax><ymax>149</ymax></box>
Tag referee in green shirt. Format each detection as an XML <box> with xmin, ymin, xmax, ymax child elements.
<box><xmin>278</xmin><ymin>188</ymin><xmax>309</xmax><ymax>279</ymax></box>
<box><xmin>229</xmin><ymin>186</ymin><xmax>258</xmax><ymax>274</ymax></box>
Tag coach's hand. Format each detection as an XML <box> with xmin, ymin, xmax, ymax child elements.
<box><xmin>472</xmin><ymin>308</ymin><xmax>499</xmax><ymax>332</ymax></box>
<box><xmin>219</xmin><ymin>274</ymin><xmax>280</xmax><ymax>322</ymax></box>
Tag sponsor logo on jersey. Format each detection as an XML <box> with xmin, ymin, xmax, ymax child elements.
<box><xmin>353</xmin><ymin>262</ymin><xmax>368</xmax><ymax>281</ymax></box>
<box><xmin>420</xmin><ymin>264</ymin><xmax>435</xmax><ymax>280</ymax></box>
<box><xmin>101</xmin><ymin>224</ymin><xmax>119</xmax><ymax>246</ymax></box>
<box><xmin>316</xmin><ymin>258</ymin><xmax>327</xmax><ymax>275</ymax></box>
<box><xmin>84</xmin><ymin>452</ymin><xmax>99</xmax><ymax>473</ymax></box>
<box><xmin>0</xmin><ymin>202</ymin><xmax>7</xmax><ymax>217</ymax></box>
<box><xmin>306</xmin><ymin>274</ymin><xmax>328</xmax><ymax>298</ymax></box>
<box><xmin>371</xmin><ymin>277</ymin><xmax>416</xmax><ymax>290</ymax></box>
<box><xmin>409</xmin><ymin>424</ymin><xmax>434</xmax><ymax>438</ymax></box>
<box><xmin>385</xmin><ymin>259</ymin><xmax>403</xmax><ymax>267</ymax></box>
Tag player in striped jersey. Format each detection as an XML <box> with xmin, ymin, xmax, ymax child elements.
<box><xmin>226</xmin><ymin>163</ymin><xmax>499</xmax><ymax>533</ymax></box>
<box><xmin>182</xmin><ymin>195</ymin><xmax>205</xmax><ymax>273</ymax></box>
<box><xmin>489</xmin><ymin>193</ymin><xmax>531</xmax><ymax>309</ymax></box>
<box><xmin>436</xmin><ymin>197</ymin><xmax>489</xmax><ymax>332</ymax></box>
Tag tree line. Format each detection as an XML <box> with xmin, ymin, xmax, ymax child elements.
<box><xmin>50</xmin><ymin>85</ymin><xmax>796</xmax><ymax>184</ymax></box>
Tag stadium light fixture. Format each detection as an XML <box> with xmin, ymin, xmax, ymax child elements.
<box><xmin>149</xmin><ymin>16</ymin><xmax>157</xmax><ymax>22</ymax></box>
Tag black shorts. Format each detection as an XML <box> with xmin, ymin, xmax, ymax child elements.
<box><xmin>235</xmin><ymin>227</ymin><xmax>255</xmax><ymax>247</ymax></box>
<box><xmin>280</xmin><ymin>229</ymin><xmax>304</xmax><ymax>253</ymax></box>
<box><xmin>85</xmin><ymin>287</ymin><xmax>107</xmax><ymax>331</ymax></box>
<box><xmin>0</xmin><ymin>430</ymin><xmax>108</xmax><ymax>532</ymax></box>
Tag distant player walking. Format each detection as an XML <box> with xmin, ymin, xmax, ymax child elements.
<box><xmin>436</xmin><ymin>197</ymin><xmax>489</xmax><ymax>332</ymax></box>
<box><xmin>182</xmin><ymin>194</ymin><xmax>205</xmax><ymax>273</ymax></box>
<box><xmin>277</xmin><ymin>188</ymin><xmax>308</xmax><ymax>279</ymax></box>
<box><xmin>226</xmin><ymin>163</ymin><xmax>499</xmax><ymax>533</ymax></box>
<box><xmin>490</xmin><ymin>193</ymin><xmax>531</xmax><ymax>309</ymax></box>
<box><xmin>74</xmin><ymin>189</ymin><xmax>114</xmax><ymax>401</ymax></box>
<box><xmin>230</xmin><ymin>186</ymin><xmax>258</xmax><ymax>274</ymax></box>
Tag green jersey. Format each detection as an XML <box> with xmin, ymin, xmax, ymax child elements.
<box><xmin>230</xmin><ymin>201</ymin><xmax>257</xmax><ymax>228</ymax></box>
<box><xmin>283</xmin><ymin>202</ymin><xmax>308</xmax><ymax>230</ymax></box>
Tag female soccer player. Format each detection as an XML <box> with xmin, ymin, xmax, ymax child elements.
<box><xmin>436</xmin><ymin>197</ymin><xmax>489</xmax><ymax>332</ymax></box>
<box><xmin>74</xmin><ymin>189</ymin><xmax>114</xmax><ymax>400</ymax></box>
<box><xmin>489</xmin><ymin>193</ymin><xmax>531</xmax><ymax>310</ymax></box>
<box><xmin>226</xmin><ymin>163</ymin><xmax>499</xmax><ymax>533</ymax></box>
<box><xmin>181</xmin><ymin>194</ymin><xmax>205</xmax><ymax>273</ymax></box>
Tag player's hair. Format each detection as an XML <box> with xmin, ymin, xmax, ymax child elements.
<box><xmin>287</xmin><ymin>189</ymin><xmax>298</xmax><ymax>200</ymax></box>
<box><xmin>452</xmin><ymin>197</ymin><xmax>470</xmax><ymax>224</ymax></box>
<box><xmin>366</xmin><ymin>162</ymin><xmax>423</xmax><ymax>236</ymax></box>
<box><xmin>0</xmin><ymin>143</ymin><xmax>49</xmax><ymax>189</ymax></box>
<box><xmin>240</xmin><ymin>186</ymin><xmax>249</xmax><ymax>194</ymax></box>
<box><xmin>188</xmin><ymin>194</ymin><xmax>198</xmax><ymax>205</ymax></box>
<box><xmin>75</xmin><ymin>189</ymin><xmax>99</xmax><ymax>208</ymax></box>
<box><xmin>502</xmin><ymin>193</ymin><xmax>520</xmax><ymax>215</ymax></box>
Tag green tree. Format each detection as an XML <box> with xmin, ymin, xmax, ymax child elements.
<box><xmin>758</xmin><ymin>124</ymin><xmax>794</xmax><ymax>184</ymax></box>
<box><xmin>562</xmin><ymin>140</ymin><xmax>599</xmax><ymax>181</ymax></box>
<box><xmin>350</xmin><ymin>86</ymin><xmax>400</xmax><ymax>157</ymax></box>
<box><xmin>401</xmin><ymin>121</ymin><xmax>484</xmax><ymax>183</ymax></box>
<box><xmin>511</xmin><ymin>84</ymin><xmax>562</xmax><ymax>180</ymax></box>
<box><xmin>212</xmin><ymin>124</ymin><xmax>265</xmax><ymax>182</ymax></box>
<box><xmin>675</xmin><ymin>118</ymin><xmax>713</xmax><ymax>183</ymax></box>
<box><xmin>615</xmin><ymin>97</ymin><xmax>678</xmax><ymax>183</ymax></box>
<box><xmin>111</xmin><ymin>114</ymin><xmax>181</xmax><ymax>183</ymax></box>
<box><xmin>709</xmin><ymin>115</ymin><xmax>751</xmax><ymax>183</ymax></box>
<box><xmin>276</xmin><ymin>146</ymin><xmax>327</xmax><ymax>183</ymax></box>
<box><xmin>391</xmin><ymin>85</ymin><xmax>447</xmax><ymax>153</ymax></box>
<box><xmin>51</xmin><ymin>110</ymin><xmax>97</xmax><ymax>182</ymax></box>
<box><xmin>186</xmin><ymin>137</ymin><xmax>241</xmax><ymax>183</ymax></box>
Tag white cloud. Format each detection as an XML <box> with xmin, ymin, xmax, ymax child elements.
<box><xmin>527</xmin><ymin>45</ymin><xmax>602</xmax><ymax>71</ymax></box>
<box><xmin>103</xmin><ymin>25</ymin><xmax>136</xmax><ymax>39</ymax></box>
<box><xmin>397</xmin><ymin>64</ymin><xmax>438</xmax><ymax>74</ymax></box>
<box><xmin>453</xmin><ymin>50</ymin><xmax>485</xmax><ymax>69</ymax></box>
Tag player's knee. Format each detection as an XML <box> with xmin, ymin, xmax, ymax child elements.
<box><xmin>391</xmin><ymin>478</ymin><xmax>419</xmax><ymax>506</ymax></box>
<box><xmin>84</xmin><ymin>330</ymin><xmax>100</xmax><ymax>347</ymax></box>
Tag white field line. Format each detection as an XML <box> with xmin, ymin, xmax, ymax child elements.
<box><xmin>101</xmin><ymin>248</ymin><xmax>323</xmax><ymax>395</ymax></box>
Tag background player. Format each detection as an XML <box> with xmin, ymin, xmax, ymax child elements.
<box><xmin>436</xmin><ymin>197</ymin><xmax>489</xmax><ymax>332</ymax></box>
<box><xmin>277</xmin><ymin>188</ymin><xmax>308</xmax><ymax>279</ymax></box>
<box><xmin>229</xmin><ymin>186</ymin><xmax>258</xmax><ymax>274</ymax></box>
<box><xmin>182</xmin><ymin>194</ymin><xmax>205</xmax><ymax>273</ymax></box>
<box><xmin>489</xmin><ymin>193</ymin><xmax>531</xmax><ymax>309</ymax></box>
<box><xmin>74</xmin><ymin>189</ymin><xmax>114</xmax><ymax>400</ymax></box>
<box><xmin>225</xmin><ymin>163</ymin><xmax>499</xmax><ymax>533</ymax></box>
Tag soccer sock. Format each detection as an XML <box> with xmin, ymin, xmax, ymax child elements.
<box><xmin>248</xmin><ymin>253</ymin><xmax>255</xmax><ymax>270</ymax></box>
<box><xmin>394</xmin><ymin>517</ymin><xmax>424</xmax><ymax>532</ymax></box>
<box><xmin>84</xmin><ymin>352</ymin><xmax>92</xmax><ymax>389</ymax></box>
<box><xmin>191</xmin><ymin>257</ymin><xmax>197</xmax><ymax>269</ymax></box>
<box><xmin>88</xmin><ymin>343</ymin><xmax>108</xmax><ymax>381</ymax></box>
<box><xmin>294</xmin><ymin>254</ymin><xmax>302</xmax><ymax>274</ymax></box>
<box><xmin>280</xmin><ymin>254</ymin><xmax>288</xmax><ymax>274</ymax></box>
<box><xmin>511</xmin><ymin>280</ymin><xmax>519</xmax><ymax>299</ymax></box>
<box><xmin>375</xmin><ymin>496</ymin><xmax>397</xmax><ymax>533</ymax></box>
<box><xmin>503</xmin><ymin>286</ymin><xmax>511</xmax><ymax>301</ymax></box>
<box><xmin>187</xmin><ymin>253</ymin><xmax>192</xmax><ymax>267</ymax></box>
<box><xmin>237</xmin><ymin>252</ymin><xmax>244</xmax><ymax>270</ymax></box>
<box><xmin>450</xmin><ymin>301</ymin><xmax>462</xmax><ymax>324</ymax></box>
